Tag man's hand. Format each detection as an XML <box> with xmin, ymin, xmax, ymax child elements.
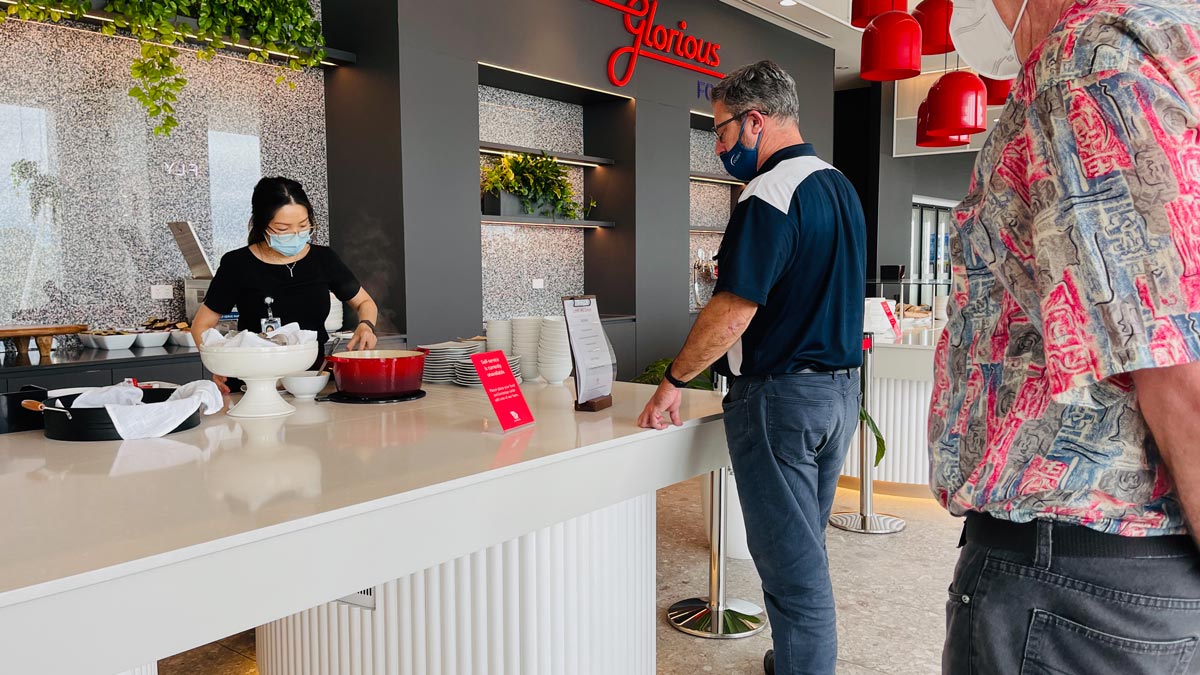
<box><xmin>638</xmin><ymin>382</ymin><xmax>683</xmax><ymax>430</ymax></box>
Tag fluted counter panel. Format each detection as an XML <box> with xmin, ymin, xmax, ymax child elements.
<box><xmin>258</xmin><ymin>493</ymin><xmax>655</xmax><ymax>675</ymax></box>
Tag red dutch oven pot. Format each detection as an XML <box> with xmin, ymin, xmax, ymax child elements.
<box><xmin>324</xmin><ymin>349</ymin><xmax>428</xmax><ymax>396</ymax></box>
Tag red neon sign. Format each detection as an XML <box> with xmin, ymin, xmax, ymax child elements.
<box><xmin>591</xmin><ymin>0</ymin><xmax>724</xmax><ymax>87</ymax></box>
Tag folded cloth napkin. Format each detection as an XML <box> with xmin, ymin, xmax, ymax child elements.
<box><xmin>104</xmin><ymin>381</ymin><xmax>224</xmax><ymax>440</ymax></box>
<box><xmin>72</xmin><ymin>384</ymin><xmax>144</xmax><ymax>409</ymax></box>
<box><xmin>202</xmin><ymin>323</ymin><xmax>318</xmax><ymax>348</ymax></box>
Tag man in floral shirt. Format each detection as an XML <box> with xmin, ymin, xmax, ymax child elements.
<box><xmin>930</xmin><ymin>0</ymin><xmax>1200</xmax><ymax>672</ymax></box>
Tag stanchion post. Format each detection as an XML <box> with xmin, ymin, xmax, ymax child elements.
<box><xmin>667</xmin><ymin>467</ymin><xmax>767</xmax><ymax>638</ymax></box>
<box><xmin>829</xmin><ymin>332</ymin><xmax>907</xmax><ymax>534</ymax></box>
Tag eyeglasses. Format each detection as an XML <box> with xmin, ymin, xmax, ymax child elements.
<box><xmin>267</xmin><ymin>220</ymin><xmax>313</xmax><ymax>236</ymax></box>
<box><xmin>712</xmin><ymin>110</ymin><xmax>756</xmax><ymax>135</ymax></box>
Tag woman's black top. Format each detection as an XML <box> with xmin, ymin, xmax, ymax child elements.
<box><xmin>203</xmin><ymin>244</ymin><xmax>361</xmax><ymax>345</ymax></box>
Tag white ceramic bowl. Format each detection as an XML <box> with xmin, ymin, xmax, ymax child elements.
<box><xmin>282</xmin><ymin>371</ymin><xmax>330</xmax><ymax>400</ymax></box>
<box><xmin>170</xmin><ymin>330</ymin><xmax>197</xmax><ymax>347</ymax></box>
<box><xmin>200</xmin><ymin>342</ymin><xmax>319</xmax><ymax>418</ymax></box>
<box><xmin>93</xmin><ymin>333</ymin><xmax>137</xmax><ymax>350</ymax></box>
<box><xmin>79</xmin><ymin>333</ymin><xmax>95</xmax><ymax>348</ymax></box>
<box><xmin>540</xmin><ymin>362</ymin><xmax>572</xmax><ymax>384</ymax></box>
<box><xmin>134</xmin><ymin>331</ymin><xmax>171</xmax><ymax>348</ymax></box>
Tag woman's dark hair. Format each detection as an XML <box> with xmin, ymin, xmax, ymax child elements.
<box><xmin>247</xmin><ymin>176</ymin><xmax>317</xmax><ymax>245</ymax></box>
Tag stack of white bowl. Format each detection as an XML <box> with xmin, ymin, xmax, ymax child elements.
<box><xmin>486</xmin><ymin>319</ymin><xmax>512</xmax><ymax>354</ymax></box>
<box><xmin>538</xmin><ymin>316</ymin><xmax>573</xmax><ymax>385</ymax></box>
<box><xmin>512</xmin><ymin>317</ymin><xmax>543</xmax><ymax>381</ymax></box>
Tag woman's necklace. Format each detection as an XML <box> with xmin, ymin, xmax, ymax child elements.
<box><xmin>262</xmin><ymin>244</ymin><xmax>300</xmax><ymax>277</ymax></box>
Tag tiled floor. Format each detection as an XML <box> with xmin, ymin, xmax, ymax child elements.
<box><xmin>160</xmin><ymin>479</ymin><xmax>960</xmax><ymax>675</ymax></box>
<box><xmin>656</xmin><ymin>478</ymin><xmax>961</xmax><ymax>675</ymax></box>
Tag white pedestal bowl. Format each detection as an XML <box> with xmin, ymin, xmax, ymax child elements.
<box><xmin>200</xmin><ymin>343</ymin><xmax>319</xmax><ymax>418</ymax></box>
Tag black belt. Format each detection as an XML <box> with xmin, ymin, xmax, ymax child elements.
<box><xmin>963</xmin><ymin>512</ymin><xmax>1198</xmax><ymax>558</ymax></box>
<box><xmin>794</xmin><ymin>367</ymin><xmax>859</xmax><ymax>376</ymax></box>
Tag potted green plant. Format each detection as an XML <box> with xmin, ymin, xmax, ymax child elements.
<box><xmin>481</xmin><ymin>152</ymin><xmax>593</xmax><ymax>220</ymax></box>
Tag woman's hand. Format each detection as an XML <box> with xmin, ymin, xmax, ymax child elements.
<box><xmin>345</xmin><ymin>289</ymin><xmax>380</xmax><ymax>352</ymax></box>
<box><xmin>347</xmin><ymin>322</ymin><xmax>377</xmax><ymax>350</ymax></box>
<box><xmin>213</xmin><ymin>374</ymin><xmax>230</xmax><ymax>395</ymax></box>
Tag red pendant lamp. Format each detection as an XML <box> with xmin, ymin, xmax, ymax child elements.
<box><xmin>912</xmin><ymin>0</ymin><xmax>953</xmax><ymax>55</ymax></box>
<box><xmin>852</xmin><ymin>0</ymin><xmax>907</xmax><ymax>28</ymax></box>
<box><xmin>860</xmin><ymin>10</ymin><xmax>923</xmax><ymax>81</ymax></box>
<box><xmin>980</xmin><ymin>76</ymin><xmax>1014</xmax><ymax>105</ymax></box>
<box><xmin>927</xmin><ymin>71</ymin><xmax>987</xmax><ymax>136</ymax></box>
<box><xmin>916</xmin><ymin>99</ymin><xmax>970</xmax><ymax>147</ymax></box>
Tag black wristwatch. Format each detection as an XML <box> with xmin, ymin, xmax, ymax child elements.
<box><xmin>358</xmin><ymin>319</ymin><xmax>376</xmax><ymax>333</ymax></box>
<box><xmin>664</xmin><ymin>365</ymin><xmax>690</xmax><ymax>389</ymax></box>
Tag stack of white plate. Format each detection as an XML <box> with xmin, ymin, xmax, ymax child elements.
<box><xmin>420</xmin><ymin>341</ymin><xmax>484</xmax><ymax>383</ymax></box>
<box><xmin>538</xmin><ymin>316</ymin><xmax>573</xmax><ymax>385</ymax></box>
<box><xmin>454</xmin><ymin>353</ymin><xmax>523</xmax><ymax>387</ymax></box>
<box><xmin>486</xmin><ymin>319</ymin><xmax>512</xmax><ymax>354</ymax></box>
<box><xmin>512</xmin><ymin>317</ymin><xmax>543</xmax><ymax>381</ymax></box>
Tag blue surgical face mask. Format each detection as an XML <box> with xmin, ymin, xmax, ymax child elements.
<box><xmin>268</xmin><ymin>230</ymin><xmax>311</xmax><ymax>257</ymax></box>
<box><xmin>720</xmin><ymin>119</ymin><xmax>763</xmax><ymax>181</ymax></box>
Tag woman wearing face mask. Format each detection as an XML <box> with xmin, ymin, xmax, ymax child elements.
<box><xmin>190</xmin><ymin>176</ymin><xmax>379</xmax><ymax>394</ymax></box>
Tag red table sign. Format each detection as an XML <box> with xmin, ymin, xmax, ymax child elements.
<box><xmin>471</xmin><ymin>351</ymin><xmax>534</xmax><ymax>432</ymax></box>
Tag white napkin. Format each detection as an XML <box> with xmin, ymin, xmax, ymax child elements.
<box><xmin>71</xmin><ymin>384</ymin><xmax>144</xmax><ymax>409</ymax></box>
<box><xmin>202</xmin><ymin>323</ymin><xmax>317</xmax><ymax>348</ymax></box>
<box><xmin>104</xmin><ymin>381</ymin><xmax>224</xmax><ymax>440</ymax></box>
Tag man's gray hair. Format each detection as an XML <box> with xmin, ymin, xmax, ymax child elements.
<box><xmin>711</xmin><ymin>60</ymin><xmax>800</xmax><ymax>126</ymax></box>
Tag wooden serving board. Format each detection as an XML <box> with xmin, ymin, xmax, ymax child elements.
<box><xmin>0</xmin><ymin>324</ymin><xmax>88</xmax><ymax>359</ymax></box>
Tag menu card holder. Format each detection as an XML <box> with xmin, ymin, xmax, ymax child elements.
<box><xmin>574</xmin><ymin>395</ymin><xmax>612</xmax><ymax>412</ymax></box>
<box><xmin>562</xmin><ymin>295</ymin><xmax>614</xmax><ymax>412</ymax></box>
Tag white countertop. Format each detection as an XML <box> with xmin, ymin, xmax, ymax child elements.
<box><xmin>0</xmin><ymin>380</ymin><xmax>730</xmax><ymax>674</ymax></box>
<box><xmin>0</xmin><ymin>380</ymin><xmax>722</xmax><ymax>607</ymax></box>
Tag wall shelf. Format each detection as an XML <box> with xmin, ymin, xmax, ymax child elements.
<box><xmin>482</xmin><ymin>215</ymin><xmax>614</xmax><ymax>229</ymax></box>
<box><xmin>0</xmin><ymin>0</ymin><xmax>356</xmax><ymax>65</ymax></box>
<box><xmin>479</xmin><ymin>141</ymin><xmax>614</xmax><ymax>168</ymax></box>
<box><xmin>689</xmin><ymin>172</ymin><xmax>744</xmax><ymax>186</ymax></box>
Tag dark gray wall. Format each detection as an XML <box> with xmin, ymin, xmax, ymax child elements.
<box><xmin>323</xmin><ymin>0</ymin><xmax>406</xmax><ymax>332</ymax></box>
<box><xmin>326</xmin><ymin>0</ymin><xmax>835</xmax><ymax>356</ymax></box>
<box><xmin>835</xmin><ymin>83</ymin><xmax>976</xmax><ymax>279</ymax></box>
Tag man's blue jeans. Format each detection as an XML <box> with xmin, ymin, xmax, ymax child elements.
<box><xmin>723</xmin><ymin>370</ymin><xmax>861</xmax><ymax>675</ymax></box>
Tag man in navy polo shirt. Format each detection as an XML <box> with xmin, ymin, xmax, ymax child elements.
<box><xmin>638</xmin><ymin>60</ymin><xmax>865</xmax><ymax>675</ymax></box>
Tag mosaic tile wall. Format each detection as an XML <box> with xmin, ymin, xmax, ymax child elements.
<box><xmin>690</xmin><ymin>182</ymin><xmax>731</xmax><ymax>232</ymax></box>
<box><xmin>689</xmin><ymin>233</ymin><xmax>723</xmax><ymax>311</ymax></box>
<box><xmin>479</xmin><ymin>86</ymin><xmax>584</xmax><ymax>154</ymax></box>
<box><xmin>689</xmin><ymin>129</ymin><xmax>728</xmax><ymax>311</ymax></box>
<box><xmin>690</xmin><ymin>128</ymin><xmax>725</xmax><ymax>175</ymax></box>
<box><xmin>0</xmin><ymin>16</ymin><xmax>328</xmax><ymax>332</ymax></box>
<box><xmin>481</xmin><ymin>225</ymin><xmax>584</xmax><ymax>321</ymax></box>
<box><xmin>479</xmin><ymin>86</ymin><xmax>586</xmax><ymax>321</ymax></box>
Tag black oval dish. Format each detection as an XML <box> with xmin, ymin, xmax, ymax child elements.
<box><xmin>44</xmin><ymin>388</ymin><xmax>202</xmax><ymax>442</ymax></box>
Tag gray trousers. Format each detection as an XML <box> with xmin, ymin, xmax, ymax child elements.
<box><xmin>944</xmin><ymin>516</ymin><xmax>1200</xmax><ymax>674</ymax></box>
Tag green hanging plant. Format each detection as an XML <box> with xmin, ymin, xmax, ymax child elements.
<box><xmin>0</xmin><ymin>0</ymin><xmax>326</xmax><ymax>135</ymax></box>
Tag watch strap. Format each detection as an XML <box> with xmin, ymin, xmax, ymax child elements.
<box><xmin>664</xmin><ymin>364</ymin><xmax>689</xmax><ymax>389</ymax></box>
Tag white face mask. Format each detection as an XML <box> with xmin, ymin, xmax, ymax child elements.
<box><xmin>949</xmin><ymin>0</ymin><xmax>1031</xmax><ymax>80</ymax></box>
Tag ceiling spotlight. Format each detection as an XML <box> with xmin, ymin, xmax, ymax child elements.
<box><xmin>780</xmin><ymin>0</ymin><xmax>799</xmax><ymax>5</ymax></box>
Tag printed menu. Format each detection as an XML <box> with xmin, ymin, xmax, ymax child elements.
<box><xmin>562</xmin><ymin>296</ymin><xmax>615</xmax><ymax>405</ymax></box>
